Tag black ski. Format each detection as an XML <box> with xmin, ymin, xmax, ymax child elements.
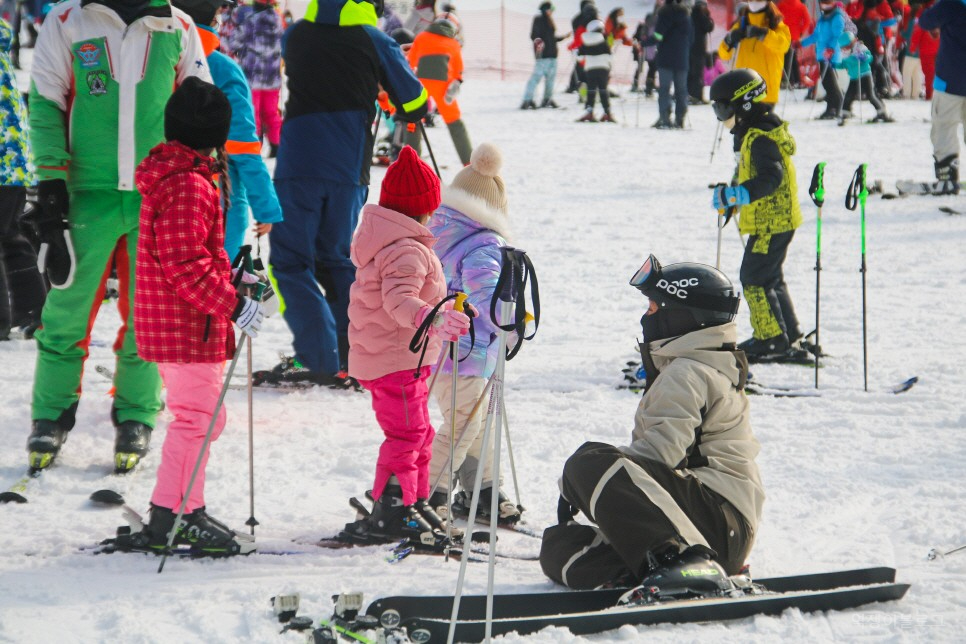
<box><xmin>744</xmin><ymin>376</ymin><xmax>917</xmax><ymax>398</ymax></box>
<box><xmin>401</xmin><ymin>582</ymin><xmax>909</xmax><ymax>640</ymax></box>
<box><xmin>365</xmin><ymin>566</ymin><xmax>898</xmax><ymax>623</ymax></box>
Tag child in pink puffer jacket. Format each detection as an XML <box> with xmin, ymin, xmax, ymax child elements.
<box><xmin>342</xmin><ymin>145</ymin><xmax>470</xmax><ymax>545</ymax></box>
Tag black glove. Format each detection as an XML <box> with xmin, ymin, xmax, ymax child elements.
<box><xmin>746</xmin><ymin>25</ymin><xmax>769</xmax><ymax>39</ymax></box>
<box><xmin>557</xmin><ymin>495</ymin><xmax>579</xmax><ymax>524</ymax></box>
<box><xmin>34</xmin><ymin>179</ymin><xmax>75</xmax><ymax>289</ymax></box>
<box><xmin>723</xmin><ymin>29</ymin><xmax>740</xmax><ymax>48</ymax></box>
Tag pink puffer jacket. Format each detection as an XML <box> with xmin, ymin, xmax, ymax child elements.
<box><xmin>348</xmin><ymin>204</ymin><xmax>447</xmax><ymax>381</ymax></box>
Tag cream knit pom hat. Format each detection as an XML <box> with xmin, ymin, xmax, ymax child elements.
<box><xmin>449</xmin><ymin>143</ymin><xmax>507</xmax><ymax>214</ymax></box>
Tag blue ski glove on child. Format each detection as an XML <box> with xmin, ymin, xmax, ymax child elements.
<box><xmin>712</xmin><ymin>185</ymin><xmax>750</xmax><ymax>211</ymax></box>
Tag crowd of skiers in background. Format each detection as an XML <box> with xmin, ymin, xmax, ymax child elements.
<box><xmin>520</xmin><ymin>0</ymin><xmax>944</xmax><ymax>127</ymax></box>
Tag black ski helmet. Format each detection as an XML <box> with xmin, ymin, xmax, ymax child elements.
<box><xmin>172</xmin><ymin>0</ymin><xmax>234</xmax><ymax>28</ymax></box>
<box><xmin>709</xmin><ymin>69</ymin><xmax>767</xmax><ymax>123</ymax></box>
<box><xmin>630</xmin><ymin>255</ymin><xmax>740</xmax><ymax>342</ymax></box>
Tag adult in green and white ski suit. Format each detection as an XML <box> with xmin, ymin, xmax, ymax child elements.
<box><xmin>29</xmin><ymin>0</ymin><xmax>211</xmax><ymax>447</ymax></box>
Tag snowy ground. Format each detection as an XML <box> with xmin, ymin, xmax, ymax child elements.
<box><xmin>3</xmin><ymin>44</ymin><xmax>966</xmax><ymax>644</ymax></box>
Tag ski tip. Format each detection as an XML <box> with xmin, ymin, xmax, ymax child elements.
<box><xmin>892</xmin><ymin>376</ymin><xmax>918</xmax><ymax>394</ymax></box>
<box><xmin>0</xmin><ymin>491</ymin><xmax>28</xmax><ymax>504</ymax></box>
<box><xmin>90</xmin><ymin>489</ymin><xmax>126</xmax><ymax>506</ymax></box>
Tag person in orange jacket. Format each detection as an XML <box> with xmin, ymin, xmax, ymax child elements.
<box><xmin>405</xmin><ymin>13</ymin><xmax>473</xmax><ymax>165</ymax></box>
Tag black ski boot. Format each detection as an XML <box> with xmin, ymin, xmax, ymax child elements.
<box><xmin>451</xmin><ymin>488</ymin><xmax>522</xmax><ymax>525</ymax></box>
<box><xmin>738</xmin><ymin>334</ymin><xmax>789</xmax><ymax>363</ymax></box>
<box><xmin>415</xmin><ymin>497</ymin><xmax>464</xmax><ymax>540</ymax></box>
<box><xmin>253</xmin><ymin>355</ymin><xmax>361</xmax><ymax>391</ymax></box>
<box><xmin>932</xmin><ymin>154</ymin><xmax>960</xmax><ymax>195</ymax></box>
<box><xmin>341</xmin><ymin>487</ymin><xmax>446</xmax><ymax>548</ymax></box>
<box><xmin>111</xmin><ymin>504</ymin><xmax>255</xmax><ymax>556</ymax></box>
<box><xmin>26</xmin><ymin>406</ymin><xmax>76</xmax><ymax>472</ymax></box>
<box><xmin>619</xmin><ymin>546</ymin><xmax>735</xmax><ymax>604</ymax></box>
<box><xmin>114</xmin><ymin>421</ymin><xmax>152</xmax><ymax>473</ymax></box>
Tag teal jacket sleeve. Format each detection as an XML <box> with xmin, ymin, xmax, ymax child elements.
<box><xmin>211</xmin><ymin>50</ymin><xmax>283</xmax><ymax>225</ymax></box>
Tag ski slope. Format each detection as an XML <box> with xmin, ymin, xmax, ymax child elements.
<box><xmin>2</xmin><ymin>31</ymin><xmax>965</xmax><ymax>644</ymax></box>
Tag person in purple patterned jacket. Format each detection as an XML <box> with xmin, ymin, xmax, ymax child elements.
<box><xmin>228</xmin><ymin>0</ymin><xmax>284</xmax><ymax>156</ymax></box>
<box><xmin>424</xmin><ymin>142</ymin><xmax>523</xmax><ymax>526</ymax></box>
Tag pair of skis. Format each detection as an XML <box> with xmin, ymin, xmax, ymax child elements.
<box><xmin>363</xmin><ymin>567</ymin><xmax>908</xmax><ymax>640</ymax></box>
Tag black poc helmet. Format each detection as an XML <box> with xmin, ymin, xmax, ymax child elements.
<box><xmin>709</xmin><ymin>69</ymin><xmax>767</xmax><ymax>123</ymax></box>
<box><xmin>172</xmin><ymin>0</ymin><xmax>234</xmax><ymax>27</ymax></box>
<box><xmin>630</xmin><ymin>255</ymin><xmax>740</xmax><ymax>342</ymax></box>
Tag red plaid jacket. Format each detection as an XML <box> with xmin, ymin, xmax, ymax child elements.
<box><xmin>134</xmin><ymin>142</ymin><xmax>240</xmax><ymax>363</ymax></box>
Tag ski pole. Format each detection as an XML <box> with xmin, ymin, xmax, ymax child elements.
<box><xmin>846</xmin><ymin>163</ymin><xmax>869</xmax><ymax>392</ymax></box>
<box><xmin>713</xmin><ymin>183</ymin><xmax>737</xmax><ymax>270</ymax></box>
<box><xmin>427</xmin><ymin>377</ymin><xmax>494</xmax><ymax>498</ymax></box>
<box><xmin>445</xmin><ymin>292</ymin><xmax>467</xmax><ymax>549</ymax></box>
<box><xmin>808</xmin><ymin>162</ymin><xmax>827</xmax><ymax>389</ymax></box>
<box><xmin>419</xmin><ymin>121</ymin><xmax>442</xmax><ymax>179</ymax></box>
<box><xmin>242</xmin><ymin>251</ymin><xmax>268</xmax><ymax>537</ymax></box>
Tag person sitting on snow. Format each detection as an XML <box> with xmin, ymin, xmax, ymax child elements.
<box><xmin>540</xmin><ymin>256</ymin><xmax>764</xmax><ymax>591</ymax></box>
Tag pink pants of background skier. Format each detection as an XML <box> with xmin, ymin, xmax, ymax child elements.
<box><xmin>359</xmin><ymin>366</ymin><xmax>435</xmax><ymax>506</ymax></box>
<box><xmin>151</xmin><ymin>362</ymin><xmax>226</xmax><ymax>513</ymax></box>
<box><xmin>252</xmin><ymin>88</ymin><xmax>282</xmax><ymax>146</ymax></box>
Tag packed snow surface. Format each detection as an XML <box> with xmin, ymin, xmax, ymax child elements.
<box><xmin>3</xmin><ymin>16</ymin><xmax>965</xmax><ymax>642</ymax></box>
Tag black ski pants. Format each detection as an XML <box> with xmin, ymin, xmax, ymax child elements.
<box><xmin>739</xmin><ymin>230</ymin><xmax>801</xmax><ymax>342</ymax></box>
<box><xmin>819</xmin><ymin>60</ymin><xmax>843</xmax><ymax>115</ymax></box>
<box><xmin>0</xmin><ymin>186</ymin><xmax>46</xmax><ymax>335</ymax></box>
<box><xmin>539</xmin><ymin>442</ymin><xmax>752</xmax><ymax>589</ymax></box>
<box><xmin>584</xmin><ymin>69</ymin><xmax>611</xmax><ymax>113</ymax></box>
<box><xmin>687</xmin><ymin>50</ymin><xmax>706</xmax><ymax>101</ymax></box>
<box><xmin>843</xmin><ymin>75</ymin><xmax>884</xmax><ymax>115</ymax></box>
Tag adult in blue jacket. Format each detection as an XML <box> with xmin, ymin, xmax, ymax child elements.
<box><xmin>267</xmin><ymin>0</ymin><xmax>428</xmax><ymax>387</ymax></box>
<box><xmin>800</xmin><ymin>0</ymin><xmax>846</xmax><ymax>119</ymax></box>
<box><xmin>173</xmin><ymin>0</ymin><xmax>284</xmax><ymax>263</ymax></box>
<box><xmin>919</xmin><ymin>0</ymin><xmax>966</xmax><ymax>194</ymax></box>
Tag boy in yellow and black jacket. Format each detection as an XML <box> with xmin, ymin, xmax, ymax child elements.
<box><xmin>709</xmin><ymin>69</ymin><xmax>804</xmax><ymax>364</ymax></box>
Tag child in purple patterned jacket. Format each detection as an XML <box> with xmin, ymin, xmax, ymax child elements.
<box><xmin>228</xmin><ymin>0</ymin><xmax>284</xmax><ymax>156</ymax></box>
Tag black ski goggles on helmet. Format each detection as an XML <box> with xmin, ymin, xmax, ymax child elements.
<box><xmin>712</xmin><ymin>101</ymin><xmax>735</xmax><ymax>122</ymax></box>
<box><xmin>629</xmin><ymin>254</ymin><xmax>662</xmax><ymax>291</ymax></box>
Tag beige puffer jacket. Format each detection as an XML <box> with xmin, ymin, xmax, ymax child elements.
<box><xmin>621</xmin><ymin>322</ymin><xmax>765</xmax><ymax>538</ymax></box>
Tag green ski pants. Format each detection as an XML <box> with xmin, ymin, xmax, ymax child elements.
<box><xmin>32</xmin><ymin>189</ymin><xmax>161</xmax><ymax>428</ymax></box>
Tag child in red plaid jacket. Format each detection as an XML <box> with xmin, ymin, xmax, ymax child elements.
<box><xmin>122</xmin><ymin>78</ymin><xmax>265</xmax><ymax>556</ymax></box>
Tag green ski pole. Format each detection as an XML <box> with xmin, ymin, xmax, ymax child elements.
<box><xmin>846</xmin><ymin>164</ymin><xmax>869</xmax><ymax>392</ymax></box>
<box><xmin>808</xmin><ymin>162</ymin><xmax>826</xmax><ymax>389</ymax></box>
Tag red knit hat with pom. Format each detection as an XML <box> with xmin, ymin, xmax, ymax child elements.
<box><xmin>379</xmin><ymin>146</ymin><xmax>441</xmax><ymax>218</ymax></box>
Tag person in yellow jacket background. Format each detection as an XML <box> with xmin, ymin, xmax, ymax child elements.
<box><xmin>717</xmin><ymin>0</ymin><xmax>790</xmax><ymax>105</ymax></box>
<box><xmin>405</xmin><ymin>12</ymin><xmax>473</xmax><ymax>165</ymax></box>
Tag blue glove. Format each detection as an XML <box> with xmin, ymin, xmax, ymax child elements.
<box><xmin>712</xmin><ymin>185</ymin><xmax>750</xmax><ymax>210</ymax></box>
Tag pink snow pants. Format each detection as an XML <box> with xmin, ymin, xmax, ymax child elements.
<box><xmin>151</xmin><ymin>362</ymin><xmax>227</xmax><ymax>513</ymax></box>
<box><xmin>252</xmin><ymin>88</ymin><xmax>282</xmax><ymax>146</ymax></box>
<box><xmin>359</xmin><ymin>366</ymin><xmax>435</xmax><ymax>506</ymax></box>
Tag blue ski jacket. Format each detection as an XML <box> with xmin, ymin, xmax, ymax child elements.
<box><xmin>274</xmin><ymin>0</ymin><xmax>427</xmax><ymax>186</ymax></box>
<box><xmin>918</xmin><ymin>0</ymin><xmax>966</xmax><ymax>97</ymax></box>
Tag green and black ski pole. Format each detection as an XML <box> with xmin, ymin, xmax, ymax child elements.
<box><xmin>808</xmin><ymin>162</ymin><xmax>826</xmax><ymax>389</ymax></box>
<box><xmin>846</xmin><ymin>163</ymin><xmax>869</xmax><ymax>392</ymax></box>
